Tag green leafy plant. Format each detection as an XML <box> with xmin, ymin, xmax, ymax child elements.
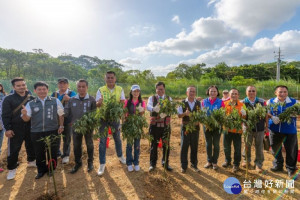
<box><xmin>278</xmin><ymin>103</ymin><xmax>300</xmax><ymax>124</ymax></box>
<box><xmin>73</xmin><ymin>110</ymin><xmax>99</xmax><ymax>135</ymax></box>
<box><xmin>122</xmin><ymin>114</ymin><xmax>149</xmax><ymax>145</ymax></box>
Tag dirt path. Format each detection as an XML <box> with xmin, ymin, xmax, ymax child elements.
<box><xmin>0</xmin><ymin>116</ymin><xmax>299</xmax><ymax>200</ymax></box>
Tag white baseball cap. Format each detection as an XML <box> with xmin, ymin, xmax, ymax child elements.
<box><xmin>131</xmin><ymin>85</ymin><xmax>141</xmax><ymax>91</ymax></box>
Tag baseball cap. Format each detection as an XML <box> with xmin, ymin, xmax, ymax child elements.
<box><xmin>131</xmin><ymin>85</ymin><xmax>141</xmax><ymax>91</ymax></box>
<box><xmin>58</xmin><ymin>78</ymin><xmax>68</xmax><ymax>83</ymax></box>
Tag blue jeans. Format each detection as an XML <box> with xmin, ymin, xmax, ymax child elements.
<box><xmin>204</xmin><ymin>127</ymin><xmax>221</xmax><ymax>164</ymax></box>
<box><xmin>0</xmin><ymin>129</ymin><xmax>4</xmax><ymax>154</ymax></box>
<box><xmin>99</xmin><ymin>121</ymin><xmax>123</xmax><ymax>164</ymax></box>
<box><xmin>126</xmin><ymin>139</ymin><xmax>140</xmax><ymax>166</ymax></box>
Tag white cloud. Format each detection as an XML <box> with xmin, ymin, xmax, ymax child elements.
<box><xmin>131</xmin><ymin>17</ymin><xmax>240</xmax><ymax>56</ymax></box>
<box><xmin>119</xmin><ymin>57</ymin><xmax>142</xmax><ymax>65</ymax></box>
<box><xmin>183</xmin><ymin>30</ymin><xmax>300</xmax><ymax>66</ymax></box>
<box><xmin>172</xmin><ymin>15</ymin><xmax>180</xmax><ymax>24</ymax></box>
<box><xmin>128</xmin><ymin>25</ymin><xmax>156</xmax><ymax>37</ymax></box>
<box><xmin>130</xmin><ymin>0</ymin><xmax>300</xmax><ymax>57</ymax></box>
<box><xmin>215</xmin><ymin>0</ymin><xmax>300</xmax><ymax>37</ymax></box>
<box><xmin>145</xmin><ymin>30</ymin><xmax>300</xmax><ymax>76</ymax></box>
<box><xmin>147</xmin><ymin>64</ymin><xmax>177</xmax><ymax>76</ymax></box>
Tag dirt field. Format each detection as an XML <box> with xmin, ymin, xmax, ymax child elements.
<box><xmin>0</xmin><ymin>114</ymin><xmax>299</xmax><ymax>200</ymax></box>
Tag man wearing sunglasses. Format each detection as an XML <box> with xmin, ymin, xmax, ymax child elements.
<box><xmin>241</xmin><ymin>86</ymin><xmax>268</xmax><ymax>173</ymax></box>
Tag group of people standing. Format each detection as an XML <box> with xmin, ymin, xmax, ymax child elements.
<box><xmin>0</xmin><ymin>71</ymin><xmax>298</xmax><ymax>181</ymax></box>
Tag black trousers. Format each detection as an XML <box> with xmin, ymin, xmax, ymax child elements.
<box><xmin>149</xmin><ymin>125</ymin><xmax>171</xmax><ymax>167</ymax></box>
<box><xmin>7</xmin><ymin>123</ymin><xmax>35</xmax><ymax>170</ymax></box>
<box><xmin>72</xmin><ymin>130</ymin><xmax>94</xmax><ymax>165</ymax></box>
<box><xmin>180</xmin><ymin>125</ymin><xmax>200</xmax><ymax>169</ymax></box>
<box><xmin>31</xmin><ymin>130</ymin><xmax>58</xmax><ymax>174</ymax></box>
<box><xmin>269</xmin><ymin>131</ymin><xmax>298</xmax><ymax>172</ymax></box>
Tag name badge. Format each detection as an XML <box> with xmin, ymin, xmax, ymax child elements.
<box><xmin>73</xmin><ymin>103</ymin><xmax>77</xmax><ymax>107</ymax></box>
<box><xmin>34</xmin><ymin>107</ymin><xmax>39</xmax><ymax>112</ymax></box>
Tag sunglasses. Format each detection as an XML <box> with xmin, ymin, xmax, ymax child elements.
<box><xmin>248</xmin><ymin>90</ymin><xmax>256</xmax><ymax>92</ymax></box>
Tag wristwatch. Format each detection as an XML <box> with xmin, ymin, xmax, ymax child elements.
<box><xmin>59</xmin><ymin>126</ymin><xmax>64</xmax><ymax>129</ymax></box>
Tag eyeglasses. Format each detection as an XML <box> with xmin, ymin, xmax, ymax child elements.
<box><xmin>248</xmin><ymin>90</ymin><xmax>256</xmax><ymax>92</ymax></box>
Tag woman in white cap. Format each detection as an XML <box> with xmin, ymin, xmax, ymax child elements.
<box><xmin>124</xmin><ymin>85</ymin><xmax>145</xmax><ymax>172</ymax></box>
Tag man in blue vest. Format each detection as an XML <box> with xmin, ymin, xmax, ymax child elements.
<box><xmin>51</xmin><ymin>78</ymin><xmax>76</xmax><ymax>164</ymax></box>
<box><xmin>21</xmin><ymin>81</ymin><xmax>64</xmax><ymax>179</ymax></box>
<box><xmin>177</xmin><ymin>86</ymin><xmax>201</xmax><ymax>173</ymax></box>
<box><xmin>241</xmin><ymin>86</ymin><xmax>268</xmax><ymax>173</ymax></box>
<box><xmin>267</xmin><ymin>85</ymin><xmax>299</xmax><ymax>177</ymax></box>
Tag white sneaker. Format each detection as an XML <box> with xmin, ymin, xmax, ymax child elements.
<box><xmin>134</xmin><ymin>165</ymin><xmax>140</xmax><ymax>171</ymax></box>
<box><xmin>62</xmin><ymin>156</ymin><xmax>69</xmax><ymax>164</ymax></box>
<box><xmin>97</xmin><ymin>164</ymin><xmax>105</xmax><ymax>176</ymax></box>
<box><xmin>7</xmin><ymin>169</ymin><xmax>16</xmax><ymax>180</ymax></box>
<box><xmin>128</xmin><ymin>165</ymin><xmax>133</xmax><ymax>172</ymax></box>
<box><xmin>28</xmin><ymin>160</ymin><xmax>37</xmax><ymax>168</ymax></box>
<box><xmin>118</xmin><ymin>156</ymin><xmax>126</xmax><ymax>164</ymax></box>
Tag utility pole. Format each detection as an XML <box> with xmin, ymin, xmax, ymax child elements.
<box><xmin>274</xmin><ymin>47</ymin><xmax>283</xmax><ymax>81</ymax></box>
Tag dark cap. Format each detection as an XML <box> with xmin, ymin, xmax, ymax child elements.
<box><xmin>58</xmin><ymin>78</ymin><xmax>68</xmax><ymax>83</ymax></box>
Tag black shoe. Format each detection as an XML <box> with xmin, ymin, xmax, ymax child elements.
<box><xmin>149</xmin><ymin>165</ymin><xmax>156</xmax><ymax>172</ymax></box>
<box><xmin>87</xmin><ymin>163</ymin><xmax>94</xmax><ymax>172</ymax></box>
<box><xmin>288</xmin><ymin>170</ymin><xmax>296</xmax><ymax>178</ymax></box>
<box><xmin>35</xmin><ymin>172</ymin><xmax>46</xmax><ymax>179</ymax></box>
<box><xmin>270</xmin><ymin>166</ymin><xmax>283</xmax><ymax>172</ymax></box>
<box><xmin>191</xmin><ymin>165</ymin><xmax>200</xmax><ymax>173</ymax></box>
<box><xmin>222</xmin><ymin>162</ymin><xmax>231</xmax><ymax>168</ymax></box>
<box><xmin>181</xmin><ymin>168</ymin><xmax>186</xmax><ymax>173</ymax></box>
<box><xmin>70</xmin><ymin>163</ymin><xmax>82</xmax><ymax>174</ymax></box>
<box><xmin>164</xmin><ymin>166</ymin><xmax>173</xmax><ymax>171</ymax></box>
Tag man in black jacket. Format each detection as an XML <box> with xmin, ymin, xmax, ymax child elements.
<box><xmin>1</xmin><ymin>77</ymin><xmax>36</xmax><ymax>180</ymax></box>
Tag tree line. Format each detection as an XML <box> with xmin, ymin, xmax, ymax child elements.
<box><xmin>0</xmin><ymin>47</ymin><xmax>299</xmax><ymax>87</ymax></box>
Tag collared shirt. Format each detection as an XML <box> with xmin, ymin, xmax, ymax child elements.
<box><xmin>74</xmin><ymin>93</ymin><xmax>90</xmax><ymax>100</ymax></box>
<box><xmin>147</xmin><ymin>95</ymin><xmax>173</xmax><ymax>112</ymax></box>
<box><xmin>24</xmin><ymin>97</ymin><xmax>64</xmax><ymax>117</ymax></box>
<box><xmin>177</xmin><ymin>98</ymin><xmax>196</xmax><ymax>114</ymax></box>
<box><xmin>95</xmin><ymin>87</ymin><xmax>125</xmax><ymax>101</ymax></box>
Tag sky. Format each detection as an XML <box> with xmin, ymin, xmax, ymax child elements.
<box><xmin>1</xmin><ymin>0</ymin><xmax>300</xmax><ymax>76</ymax></box>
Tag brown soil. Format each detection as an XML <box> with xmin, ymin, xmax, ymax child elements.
<box><xmin>0</xmin><ymin>114</ymin><xmax>299</xmax><ymax>200</ymax></box>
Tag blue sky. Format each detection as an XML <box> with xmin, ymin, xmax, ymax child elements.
<box><xmin>0</xmin><ymin>0</ymin><xmax>300</xmax><ymax>75</ymax></box>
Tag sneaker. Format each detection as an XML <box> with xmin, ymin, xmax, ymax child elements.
<box><xmin>118</xmin><ymin>156</ymin><xmax>126</xmax><ymax>164</ymax></box>
<box><xmin>28</xmin><ymin>160</ymin><xmax>37</xmax><ymax>168</ymax></box>
<box><xmin>97</xmin><ymin>164</ymin><xmax>105</xmax><ymax>176</ymax></box>
<box><xmin>134</xmin><ymin>165</ymin><xmax>140</xmax><ymax>171</ymax></box>
<box><xmin>0</xmin><ymin>168</ymin><xmax>4</xmax><ymax>173</ymax></box>
<box><xmin>222</xmin><ymin>162</ymin><xmax>231</xmax><ymax>168</ymax></box>
<box><xmin>204</xmin><ymin>162</ymin><xmax>212</xmax><ymax>168</ymax></box>
<box><xmin>7</xmin><ymin>169</ymin><xmax>16</xmax><ymax>180</ymax></box>
<box><xmin>128</xmin><ymin>165</ymin><xmax>134</xmax><ymax>172</ymax></box>
<box><xmin>62</xmin><ymin>156</ymin><xmax>69</xmax><ymax>164</ymax></box>
<box><xmin>233</xmin><ymin>165</ymin><xmax>239</xmax><ymax>173</ymax></box>
<box><xmin>212</xmin><ymin>164</ymin><xmax>218</xmax><ymax>170</ymax></box>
